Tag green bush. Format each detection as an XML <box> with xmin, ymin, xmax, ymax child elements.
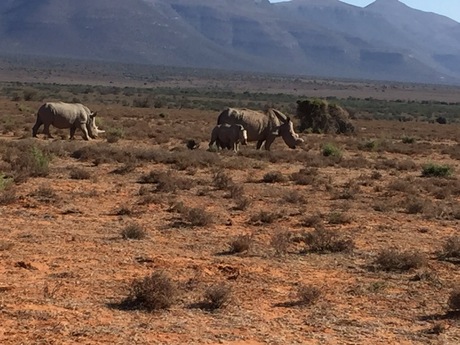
<box><xmin>322</xmin><ymin>143</ymin><xmax>343</xmax><ymax>158</ymax></box>
<box><xmin>401</xmin><ymin>135</ymin><xmax>416</xmax><ymax>144</ymax></box>
<box><xmin>106</xmin><ymin>128</ymin><xmax>124</xmax><ymax>143</ymax></box>
<box><xmin>422</xmin><ymin>163</ymin><xmax>453</xmax><ymax>178</ymax></box>
<box><xmin>13</xmin><ymin>146</ymin><xmax>51</xmax><ymax>180</ymax></box>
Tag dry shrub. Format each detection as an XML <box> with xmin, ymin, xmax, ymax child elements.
<box><xmin>448</xmin><ymin>289</ymin><xmax>460</xmax><ymax>312</ymax></box>
<box><xmin>387</xmin><ymin>179</ymin><xmax>416</xmax><ymax>194</ymax></box>
<box><xmin>69</xmin><ymin>167</ymin><xmax>91</xmax><ymax>180</ymax></box>
<box><xmin>121</xmin><ymin>223</ymin><xmax>146</xmax><ymax>240</ymax></box>
<box><xmin>303</xmin><ymin>227</ymin><xmax>354</xmax><ymax>253</ymax></box>
<box><xmin>372</xmin><ymin>199</ymin><xmax>394</xmax><ymax>213</ymax></box>
<box><xmin>228</xmin><ymin>183</ymin><xmax>244</xmax><ymax>199</ymax></box>
<box><xmin>183</xmin><ymin>207</ymin><xmax>213</xmax><ymax>227</ymax></box>
<box><xmin>125</xmin><ymin>271</ymin><xmax>176</xmax><ymax>311</ymax></box>
<box><xmin>0</xmin><ymin>185</ymin><xmax>17</xmax><ymax>205</ymax></box>
<box><xmin>283</xmin><ymin>190</ymin><xmax>307</xmax><ymax>204</ymax></box>
<box><xmin>31</xmin><ymin>184</ymin><xmax>58</xmax><ymax>203</ymax></box>
<box><xmin>138</xmin><ymin>170</ymin><xmax>163</xmax><ymax>184</ymax></box>
<box><xmin>438</xmin><ymin>236</ymin><xmax>460</xmax><ymax>261</ymax></box>
<box><xmin>270</xmin><ymin>230</ymin><xmax>291</xmax><ymax>256</ymax></box>
<box><xmin>111</xmin><ymin>162</ymin><xmax>137</xmax><ymax>175</ymax></box>
<box><xmin>295</xmin><ymin>284</ymin><xmax>322</xmax><ymax>306</ymax></box>
<box><xmin>327</xmin><ymin>211</ymin><xmax>353</xmax><ymax>224</ymax></box>
<box><xmin>114</xmin><ymin>205</ymin><xmax>134</xmax><ymax>216</ymax></box>
<box><xmin>249</xmin><ymin>210</ymin><xmax>282</xmax><ymax>224</ymax></box>
<box><xmin>333</xmin><ymin>183</ymin><xmax>360</xmax><ymax>200</ymax></box>
<box><xmin>71</xmin><ymin>144</ymin><xmax>131</xmax><ymax>164</ymax></box>
<box><xmin>374</xmin><ymin>248</ymin><xmax>426</xmax><ymax>272</ymax></box>
<box><xmin>203</xmin><ymin>283</ymin><xmax>232</xmax><ymax>311</ymax></box>
<box><xmin>396</xmin><ymin>159</ymin><xmax>418</xmax><ymax>171</ymax></box>
<box><xmin>405</xmin><ymin>197</ymin><xmax>429</xmax><ymax>214</ymax></box>
<box><xmin>228</xmin><ymin>234</ymin><xmax>253</xmax><ymax>254</ymax></box>
<box><xmin>138</xmin><ymin>170</ymin><xmax>194</xmax><ymax>192</ymax></box>
<box><xmin>290</xmin><ymin>168</ymin><xmax>318</xmax><ymax>185</ymax></box>
<box><xmin>0</xmin><ymin>241</ymin><xmax>14</xmax><ymax>251</ymax></box>
<box><xmin>262</xmin><ymin>171</ymin><xmax>287</xmax><ymax>183</ymax></box>
<box><xmin>167</xmin><ymin>150</ymin><xmax>220</xmax><ymax>171</ymax></box>
<box><xmin>300</xmin><ymin>214</ymin><xmax>323</xmax><ymax>228</ymax></box>
<box><xmin>234</xmin><ymin>196</ymin><xmax>251</xmax><ymax>211</ymax></box>
<box><xmin>212</xmin><ymin>170</ymin><xmax>233</xmax><ymax>190</ymax></box>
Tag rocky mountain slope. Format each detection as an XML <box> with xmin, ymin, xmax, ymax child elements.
<box><xmin>0</xmin><ymin>0</ymin><xmax>459</xmax><ymax>83</ymax></box>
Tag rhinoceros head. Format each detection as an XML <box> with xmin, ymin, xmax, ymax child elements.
<box><xmin>87</xmin><ymin>111</ymin><xmax>105</xmax><ymax>139</ymax></box>
<box><xmin>272</xmin><ymin>110</ymin><xmax>304</xmax><ymax>149</ymax></box>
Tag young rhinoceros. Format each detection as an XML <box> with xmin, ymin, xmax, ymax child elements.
<box><xmin>209</xmin><ymin>123</ymin><xmax>248</xmax><ymax>152</ymax></box>
<box><xmin>32</xmin><ymin>102</ymin><xmax>105</xmax><ymax>140</ymax></box>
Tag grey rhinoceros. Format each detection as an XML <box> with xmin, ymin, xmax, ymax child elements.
<box><xmin>32</xmin><ymin>102</ymin><xmax>105</xmax><ymax>140</ymax></box>
<box><xmin>217</xmin><ymin>108</ymin><xmax>304</xmax><ymax>150</ymax></box>
<box><xmin>209</xmin><ymin>123</ymin><xmax>248</xmax><ymax>152</ymax></box>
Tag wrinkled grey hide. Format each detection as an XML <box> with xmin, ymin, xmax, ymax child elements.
<box><xmin>217</xmin><ymin>108</ymin><xmax>304</xmax><ymax>150</ymax></box>
<box><xmin>32</xmin><ymin>102</ymin><xmax>105</xmax><ymax>140</ymax></box>
<box><xmin>209</xmin><ymin>123</ymin><xmax>248</xmax><ymax>152</ymax></box>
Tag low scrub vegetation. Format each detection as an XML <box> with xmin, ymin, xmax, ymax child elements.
<box><xmin>227</xmin><ymin>234</ymin><xmax>253</xmax><ymax>254</ymax></box>
<box><xmin>373</xmin><ymin>248</ymin><xmax>426</xmax><ymax>272</ymax></box>
<box><xmin>438</xmin><ymin>236</ymin><xmax>460</xmax><ymax>261</ymax></box>
<box><xmin>262</xmin><ymin>171</ymin><xmax>287</xmax><ymax>183</ymax></box>
<box><xmin>421</xmin><ymin>163</ymin><xmax>453</xmax><ymax>178</ymax></box>
<box><xmin>121</xmin><ymin>223</ymin><xmax>146</xmax><ymax>240</ymax></box>
<box><xmin>322</xmin><ymin>143</ymin><xmax>343</xmax><ymax>158</ymax></box>
<box><xmin>123</xmin><ymin>271</ymin><xmax>176</xmax><ymax>311</ymax></box>
<box><xmin>202</xmin><ymin>283</ymin><xmax>232</xmax><ymax>311</ymax></box>
<box><xmin>302</xmin><ymin>227</ymin><xmax>354</xmax><ymax>253</ymax></box>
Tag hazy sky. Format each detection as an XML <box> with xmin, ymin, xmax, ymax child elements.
<box><xmin>269</xmin><ymin>1</ymin><xmax>460</xmax><ymax>23</ymax></box>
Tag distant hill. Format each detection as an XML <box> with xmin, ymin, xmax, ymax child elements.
<box><xmin>0</xmin><ymin>0</ymin><xmax>459</xmax><ymax>84</ymax></box>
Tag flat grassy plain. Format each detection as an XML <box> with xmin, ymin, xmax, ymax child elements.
<box><xmin>1</xmin><ymin>62</ymin><xmax>460</xmax><ymax>344</ymax></box>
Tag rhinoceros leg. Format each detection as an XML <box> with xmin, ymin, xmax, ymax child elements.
<box><xmin>43</xmin><ymin>123</ymin><xmax>54</xmax><ymax>139</ymax></box>
<box><xmin>264</xmin><ymin>136</ymin><xmax>276</xmax><ymax>150</ymax></box>
<box><xmin>69</xmin><ymin>126</ymin><xmax>76</xmax><ymax>140</ymax></box>
<box><xmin>32</xmin><ymin>117</ymin><xmax>43</xmax><ymax>138</ymax></box>
<box><xmin>79</xmin><ymin>123</ymin><xmax>91</xmax><ymax>141</ymax></box>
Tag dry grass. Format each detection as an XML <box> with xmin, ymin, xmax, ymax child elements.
<box><xmin>1</xmin><ymin>81</ymin><xmax>460</xmax><ymax>344</ymax></box>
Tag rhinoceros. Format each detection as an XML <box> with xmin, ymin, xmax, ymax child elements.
<box><xmin>217</xmin><ymin>108</ymin><xmax>304</xmax><ymax>150</ymax></box>
<box><xmin>209</xmin><ymin>123</ymin><xmax>248</xmax><ymax>152</ymax></box>
<box><xmin>32</xmin><ymin>102</ymin><xmax>105</xmax><ymax>140</ymax></box>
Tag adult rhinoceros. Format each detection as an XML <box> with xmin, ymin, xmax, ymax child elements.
<box><xmin>32</xmin><ymin>102</ymin><xmax>104</xmax><ymax>140</ymax></box>
<box><xmin>217</xmin><ymin>108</ymin><xmax>304</xmax><ymax>150</ymax></box>
<box><xmin>209</xmin><ymin>123</ymin><xmax>248</xmax><ymax>152</ymax></box>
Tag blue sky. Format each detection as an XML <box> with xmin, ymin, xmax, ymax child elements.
<box><xmin>269</xmin><ymin>1</ymin><xmax>460</xmax><ymax>23</ymax></box>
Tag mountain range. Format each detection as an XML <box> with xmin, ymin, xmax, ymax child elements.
<box><xmin>1</xmin><ymin>0</ymin><xmax>460</xmax><ymax>84</ymax></box>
